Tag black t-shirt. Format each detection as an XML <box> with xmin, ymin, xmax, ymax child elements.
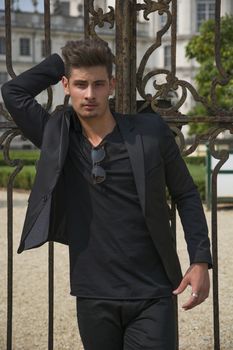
<box><xmin>63</xmin><ymin>112</ymin><xmax>172</xmax><ymax>299</ymax></box>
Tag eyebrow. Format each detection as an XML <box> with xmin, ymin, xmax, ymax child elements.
<box><xmin>73</xmin><ymin>79</ymin><xmax>107</xmax><ymax>84</ymax></box>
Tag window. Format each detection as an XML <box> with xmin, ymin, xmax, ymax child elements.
<box><xmin>164</xmin><ymin>45</ymin><xmax>171</xmax><ymax>69</ymax></box>
<box><xmin>60</xmin><ymin>2</ymin><xmax>70</xmax><ymax>16</ymax></box>
<box><xmin>196</xmin><ymin>0</ymin><xmax>215</xmax><ymax>31</ymax></box>
<box><xmin>0</xmin><ymin>37</ymin><xmax>6</xmax><ymax>55</ymax></box>
<box><xmin>77</xmin><ymin>4</ymin><xmax>84</xmax><ymax>16</ymax></box>
<box><xmin>20</xmin><ymin>38</ymin><xmax>30</xmax><ymax>56</ymax></box>
<box><xmin>0</xmin><ymin>72</ymin><xmax>8</xmax><ymax>85</ymax></box>
<box><xmin>54</xmin><ymin>1</ymin><xmax>70</xmax><ymax>15</ymax></box>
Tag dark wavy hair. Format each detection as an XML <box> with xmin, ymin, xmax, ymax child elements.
<box><xmin>61</xmin><ymin>39</ymin><xmax>113</xmax><ymax>79</ymax></box>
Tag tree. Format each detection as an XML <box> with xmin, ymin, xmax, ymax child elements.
<box><xmin>185</xmin><ymin>15</ymin><xmax>233</xmax><ymax>135</ymax></box>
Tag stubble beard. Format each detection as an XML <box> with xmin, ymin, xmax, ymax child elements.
<box><xmin>78</xmin><ymin>109</ymin><xmax>99</xmax><ymax>121</ymax></box>
<box><xmin>76</xmin><ymin>103</ymin><xmax>110</xmax><ymax>122</ymax></box>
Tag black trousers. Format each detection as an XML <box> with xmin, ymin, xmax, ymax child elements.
<box><xmin>76</xmin><ymin>297</ymin><xmax>176</xmax><ymax>350</ymax></box>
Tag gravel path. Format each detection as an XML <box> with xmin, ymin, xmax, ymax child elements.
<box><xmin>0</xmin><ymin>189</ymin><xmax>232</xmax><ymax>350</ymax></box>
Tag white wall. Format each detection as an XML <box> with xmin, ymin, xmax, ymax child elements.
<box><xmin>221</xmin><ymin>0</ymin><xmax>233</xmax><ymax>16</ymax></box>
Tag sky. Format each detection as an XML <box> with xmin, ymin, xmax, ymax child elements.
<box><xmin>0</xmin><ymin>0</ymin><xmax>44</xmax><ymax>13</ymax></box>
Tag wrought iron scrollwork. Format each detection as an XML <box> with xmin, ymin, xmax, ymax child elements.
<box><xmin>136</xmin><ymin>0</ymin><xmax>170</xmax><ymax>21</ymax></box>
<box><xmin>88</xmin><ymin>0</ymin><xmax>115</xmax><ymax>40</ymax></box>
<box><xmin>209</xmin><ymin>127</ymin><xmax>233</xmax><ymax>166</ymax></box>
<box><xmin>0</xmin><ymin>101</ymin><xmax>24</xmax><ymax>178</ymax></box>
<box><xmin>0</xmin><ymin>129</ymin><xmax>25</xmax><ymax>175</ymax></box>
<box><xmin>136</xmin><ymin>1</ymin><xmax>173</xmax><ymax>111</ymax></box>
<box><xmin>134</xmin><ymin>0</ymin><xmax>233</xmax><ymax>119</ymax></box>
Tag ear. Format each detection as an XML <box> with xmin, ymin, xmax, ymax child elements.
<box><xmin>109</xmin><ymin>76</ymin><xmax>116</xmax><ymax>96</ymax></box>
<box><xmin>62</xmin><ymin>76</ymin><xmax>70</xmax><ymax>95</ymax></box>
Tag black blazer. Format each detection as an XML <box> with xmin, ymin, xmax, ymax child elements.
<box><xmin>1</xmin><ymin>54</ymin><xmax>212</xmax><ymax>289</ymax></box>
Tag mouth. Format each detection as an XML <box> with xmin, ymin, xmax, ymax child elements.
<box><xmin>83</xmin><ymin>103</ymin><xmax>97</xmax><ymax>107</ymax></box>
<box><xmin>83</xmin><ymin>104</ymin><xmax>98</xmax><ymax>108</ymax></box>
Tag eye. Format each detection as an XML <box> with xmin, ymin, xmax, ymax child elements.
<box><xmin>95</xmin><ymin>81</ymin><xmax>105</xmax><ymax>87</ymax></box>
<box><xmin>74</xmin><ymin>82</ymin><xmax>87</xmax><ymax>89</ymax></box>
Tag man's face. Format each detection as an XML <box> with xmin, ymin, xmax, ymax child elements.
<box><xmin>62</xmin><ymin>65</ymin><xmax>115</xmax><ymax>120</ymax></box>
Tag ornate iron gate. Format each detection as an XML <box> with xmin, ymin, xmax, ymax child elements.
<box><xmin>0</xmin><ymin>1</ymin><xmax>233</xmax><ymax>349</ymax></box>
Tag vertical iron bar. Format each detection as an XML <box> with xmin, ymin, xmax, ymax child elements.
<box><xmin>115</xmin><ymin>0</ymin><xmax>137</xmax><ymax>114</ymax></box>
<box><xmin>48</xmin><ymin>242</ymin><xmax>54</xmax><ymax>350</ymax></box>
<box><xmin>5</xmin><ymin>1</ymin><xmax>13</xmax><ymax>349</ymax></box>
<box><xmin>44</xmin><ymin>0</ymin><xmax>51</xmax><ymax>57</ymax></box>
<box><xmin>7</xmin><ymin>182</ymin><xmax>13</xmax><ymax>350</ymax></box>
<box><xmin>206</xmin><ymin>144</ymin><xmax>211</xmax><ymax>210</ymax></box>
<box><xmin>44</xmin><ymin>0</ymin><xmax>53</xmax><ymax>111</ymax></box>
<box><xmin>5</xmin><ymin>0</ymin><xmax>15</xmax><ymax>78</ymax></box>
<box><xmin>171</xmin><ymin>0</ymin><xmax>177</xmax><ymax>76</ymax></box>
<box><xmin>171</xmin><ymin>1</ymin><xmax>177</xmax><ymax>340</ymax></box>
<box><xmin>171</xmin><ymin>200</ymin><xmax>178</xmax><ymax>350</ymax></box>
<box><xmin>84</xmin><ymin>0</ymin><xmax>90</xmax><ymax>39</ymax></box>
<box><xmin>211</xmin><ymin>164</ymin><xmax>220</xmax><ymax>350</ymax></box>
<box><xmin>44</xmin><ymin>1</ymin><xmax>54</xmax><ymax>349</ymax></box>
<box><xmin>212</xmin><ymin>2</ymin><xmax>221</xmax><ymax>349</ymax></box>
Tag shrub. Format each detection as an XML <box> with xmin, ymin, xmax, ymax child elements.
<box><xmin>0</xmin><ymin>153</ymin><xmax>206</xmax><ymax>200</ymax></box>
<box><xmin>184</xmin><ymin>156</ymin><xmax>206</xmax><ymax>166</ymax></box>
<box><xmin>0</xmin><ymin>166</ymin><xmax>36</xmax><ymax>190</ymax></box>
<box><xmin>0</xmin><ymin>150</ymin><xmax>40</xmax><ymax>166</ymax></box>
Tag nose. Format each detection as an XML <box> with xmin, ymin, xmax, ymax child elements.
<box><xmin>85</xmin><ymin>85</ymin><xmax>95</xmax><ymax>100</ymax></box>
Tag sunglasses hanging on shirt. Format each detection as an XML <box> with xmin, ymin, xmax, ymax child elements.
<box><xmin>91</xmin><ymin>146</ymin><xmax>106</xmax><ymax>184</ymax></box>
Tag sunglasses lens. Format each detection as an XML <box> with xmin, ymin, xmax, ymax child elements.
<box><xmin>91</xmin><ymin>146</ymin><xmax>106</xmax><ymax>184</ymax></box>
<box><xmin>92</xmin><ymin>165</ymin><xmax>106</xmax><ymax>184</ymax></box>
<box><xmin>91</xmin><ymin>148</ymin><xmax>105</xmax><ymax>163</ymax></box>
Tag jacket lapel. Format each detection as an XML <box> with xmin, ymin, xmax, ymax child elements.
<box><xmin>27</xmin><ymin>107</ymin><xmax>70</xmax><ymax>205</ymax></box>
<box><xmin>58</xmin><ymin>108</ymin><xmax>70</xmax><ymax>169</ymax></box>
<box><xmin>114</xmin><ymin>113</ymin><xmax>146</xmax><ymax>216</ymax></box>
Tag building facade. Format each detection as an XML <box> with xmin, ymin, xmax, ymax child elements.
<box><xmin>0</xmin><ymin>0</ymin><xmax>152</xmax><ymax>113</ymax></box>
<box><xmin>0</xmin><ymin>0</ymin><xmax>233</xmax><ymax>125</ymax></box>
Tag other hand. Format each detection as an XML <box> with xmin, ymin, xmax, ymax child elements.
<box><xmin>173</xmin><ymin>263</ymin><xmax>210</xmax><ymax>310</ymax></box>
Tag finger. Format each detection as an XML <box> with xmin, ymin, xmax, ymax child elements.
<box><xmin>182</xmin><ymin>294</ymin><xmax>200</xmax><ymax>311</ymax></box>
<box><xmin>182</xmin><ymin>292</ymin><xmax>207</xmax><ymax>311</ymax></box>
<box><xmin>173</xmin><ymin>278</ymin><xmax>189</xmax><ymax>295</ymax></box>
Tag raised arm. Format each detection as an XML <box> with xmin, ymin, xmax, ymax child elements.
<box><xmin>1</xmin><ymin>54</ymin><xmax>65</xmax><ymax>148</ymax></box>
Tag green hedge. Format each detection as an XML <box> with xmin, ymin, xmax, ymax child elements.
<box><xmin>163</xmin><ymin>155</ymin><xmax>205</xmax><ymax>199</ymax></box>
<box><xmin>0</xmin><ymin>165</ymin><xmax>206</xmax><ymax>199</ymax></box>
<box><xmin>186</xmin><ymin>163</ymin><xmax>206</xmax><ymax>200</ymax></box>
<box><xmin>0</xmin><ymin>152</ymin><xmax>206</xmax><ymax>199</ymax></box>
<box><xmin>0</xmin><ymin>150</ymin><xmax>40</xmax><ymax>166</ymax></box>
<box><xmin>184</xmin><ymin>156</ymin><xmax>206</xmax><ymax>166</ymax></box>
<box><xmin>193</xmin><ymin>178</ymin><xmax>205</xmax><ymax>200</ymax></box>
<box><xmin>0</xmin><ymin>166</ymin><xmax>36</xmax><ymax>190</ymax></box>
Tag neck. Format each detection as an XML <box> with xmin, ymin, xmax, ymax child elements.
<box><xmin>77</xmin><ymin>110</ymin><xmax>116</xmax><ymax>147</ymax></box>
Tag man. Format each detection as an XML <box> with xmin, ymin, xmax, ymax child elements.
<box><xmin>1</xmin><ymin>39</ymin><xmax>212</xmax><ymax>350</ymax></box>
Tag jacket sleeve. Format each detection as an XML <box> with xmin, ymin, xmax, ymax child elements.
<box><xmin>1</xmin><ymin>54</ymin><xmax>65</xmax><ymax>148</ymax></box>
<box><xmin>159</xmin><ymin>117</ymin><xmax>212</xmax><ymax>268</ymax></box>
